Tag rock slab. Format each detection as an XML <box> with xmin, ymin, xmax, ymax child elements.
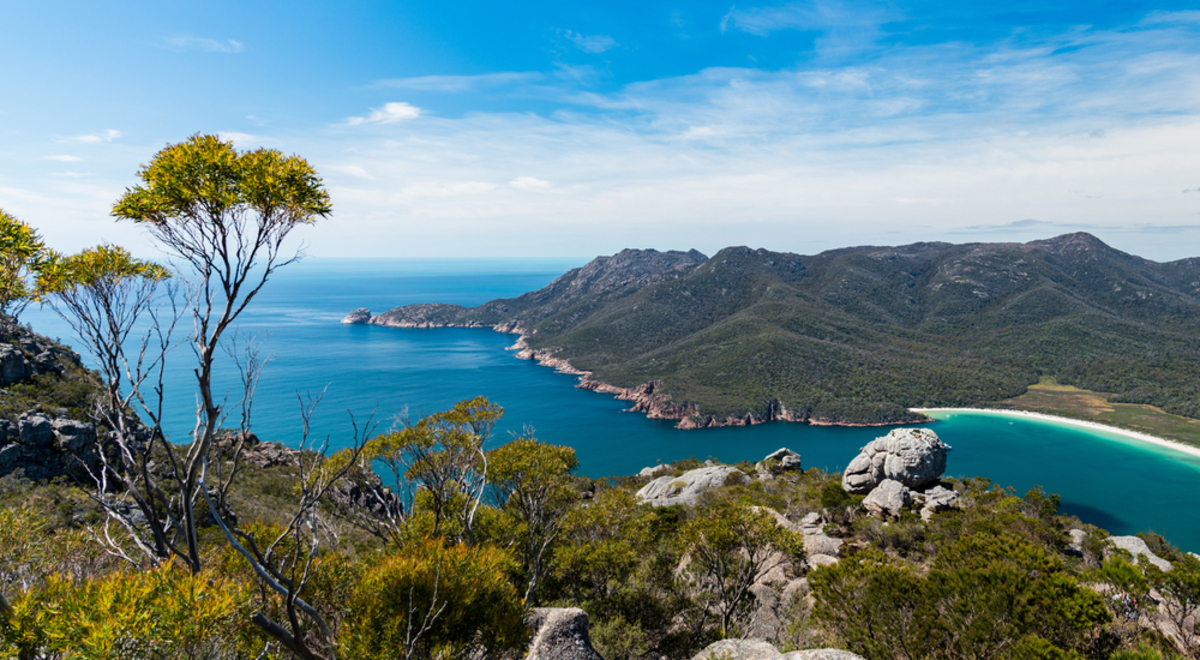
<box><xmin>693</xmin><ymin>640</ymin><xmax>865</xmax><ymax>660</ymax></box>
<box><xmin>842</xmin><ymin>428</ymin><xmax>950</xmax><ymax>494</ymax></box>
<box><xmin>636</xmin><ymin>465</ymin><xmax>748</xmax><ymax>507</ymax></box>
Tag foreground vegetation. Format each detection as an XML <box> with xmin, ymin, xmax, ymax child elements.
<box><xmin>3</xmin><ymin>420</ymin><xmax>1200</xmax><ymax>660</ymax></box>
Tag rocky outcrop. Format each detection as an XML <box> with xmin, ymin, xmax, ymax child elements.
<box><xmin>340</xmin><ymin>308</ymin><xmax>372</xmax><ymax>324</ymax></box>
<box><xmin>637</xmin><ymin>463</ymin><xmax>673</xmax><ymax>479</ymax></box>
<box><xmin>636</xmin><ymin>465</ymin><xmax>748</xmax><ymax>507</ymax></box>
<box><xmin>0</xmin><ymin>317</ymin><xmax>82</xmax><ymax>386</ymax></box>
<box><xmin>756</xmin><ymin>448</ymin><xmax>802</xmax><ymax>478</ymax></box>
<box><xmin>1107</xmin><ymin>536</ymin><xmax>1173</xmax><ymax>572</ymax></box>
<box><xmin>0</xmin><ymin>412</ymin><xmax>101</xmax><ymax>481</ymax></box>
<box><xmin>693</xmin><ymin>639</ymin><xmax>865</xmax><ymax>660</ymax></box>
<box><xmin>862</xmin><ymin>479</ymin><xmax>912</xmax><ymax>518</ymax></box>
<box><xmin>842</xmin><ymin>428</ymin><xmax>950</xmax><ymax>494</ymax></box>
<box><xmin>526</xmin><ymin>608</ymin><xmax>605</xmax><ymax>660</ymax></box>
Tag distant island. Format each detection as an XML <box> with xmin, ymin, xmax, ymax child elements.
<box><xmin>344</xmin><ymin>233</ymin><xmax>1200</xmax><ymax>435</ymax></box>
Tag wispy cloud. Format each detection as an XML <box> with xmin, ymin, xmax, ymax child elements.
<box><xmin>344</xmin><ymin>102</ymin><xmax>422</xmax><ymax>126</ymax></box>
<box><xmin>217</xmin><ymin>131</ymin><xmax>269</xmax><ymax>145</ymax></box>
<box><xmin>43</xmin><ymin>155</ymin><xmax>81</xmax><ymax>162</ymax></box>
<box><xmin>558</xmin><ymin>29</ymin><xmax>618</xmax><ymax>54</ymax></box>
<box><xmin>58</xmin><ymin>129</ymin><xmax>121</xmax><ymax>144</ymax></box>
<box><xmin>721</xmin><ymin>0</ymin><xmax>900</xmax><ymax>58</ymax></box>
<box><xmin>162</xmin><ymin>36</ymin><xmax>244</xmax><ymax>53</ymax></box>
<box><xmin>375</xmin><ymin>72</ymin><xmax>544</xmax><ymax>92</ymax></box>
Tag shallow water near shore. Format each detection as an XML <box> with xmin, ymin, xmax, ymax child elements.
<box><xmin>23</xmin><ymin>257</ymin><xmax>1200</xmax><ymax>551</ymax></box>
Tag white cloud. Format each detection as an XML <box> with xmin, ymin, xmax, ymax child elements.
<box><xmin>510</xmin><ymin>176</ymin><xmax>551</xmax><ymax>190</ymax></box>
<box><xmin>44</xmin><ymin>155</ymin><xmax>81</xmax><ymax>162</ymax></box>
<box><xmin>345</xmin><ymin>102</ymin><xmax>422</xmax><ymax>126</ymax></box>
<box><xmin>162</xmin><ymin>36</ymin><xmax>245</xmax><ymax>53</ymax></box>
<box><xmin>59</xmin><ymin>129</ymin><xmax>121</xmax><ymax>144</ymax></box>
<box><xmin>50</xmin><ymin>172</ymin><xmax>92</xmax><ymax>178</ymax></box>
<box><xmin>560</xmin><ymin>30</ymin><xmax>618</xmax><ymax>54</ymax></box>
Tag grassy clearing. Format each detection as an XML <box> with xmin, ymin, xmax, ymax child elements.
<box><xmin>995</xmin><ymin>377</ymin><xmax>1200</xmax><ymax>448</ymax></box>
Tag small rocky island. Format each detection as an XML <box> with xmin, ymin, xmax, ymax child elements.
<box><xmin>345</xmin><ymin>234</ymin><xmax>1200</xmax><ymax>430</ymax></box>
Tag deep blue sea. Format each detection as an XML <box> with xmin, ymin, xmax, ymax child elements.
<box><xmin>22</xmin><ymin>258</ymin><xmax>1200</xmax><ymax>551</ymax></box>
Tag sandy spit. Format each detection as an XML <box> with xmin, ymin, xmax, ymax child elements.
<box><xmin>911</xmin><ymin>407</ymin><xmax>1200</xmax><ymax>461</ymax></box>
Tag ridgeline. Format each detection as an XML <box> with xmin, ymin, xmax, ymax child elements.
<box><xmin>349</xmin><ymin>233</ymin><xmax>1200</xmax><ymax>428</ymax></box>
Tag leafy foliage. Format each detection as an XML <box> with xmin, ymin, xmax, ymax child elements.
<box><xmin>340</xmin><ymin>539</ymin><xmax>527</xmax><ymax>660</ymax></box>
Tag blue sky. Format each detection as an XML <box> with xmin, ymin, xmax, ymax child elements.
<box><xmin>3</xmin><ymin>0</ymin><xmax>1200</xmax><ymax>260</ymax></box>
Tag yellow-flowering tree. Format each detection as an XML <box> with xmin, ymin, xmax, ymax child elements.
<box><xmin>0</xmin><ymin>208</ymin><xmax>54</xmax><ymax>319</ymax></box>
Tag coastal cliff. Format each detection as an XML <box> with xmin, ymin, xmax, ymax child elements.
<box><xmin>346</xmin><ymin>234</ymin><xmax>1200</xmax><ymax>428</ymax></box>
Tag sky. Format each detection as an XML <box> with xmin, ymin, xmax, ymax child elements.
<box><xmin>3</xmin><ymin>0</ymin><xmax>1200</xmax><ymax>261</ymax></box>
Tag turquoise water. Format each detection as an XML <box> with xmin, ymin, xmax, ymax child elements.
<box><xmin>22</xmin><ymin>258</ymin><xmax>1200</xmax><ymax>551</ymax></box>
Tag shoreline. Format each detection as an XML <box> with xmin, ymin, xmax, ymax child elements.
<box><xmin>913</xmin><ymin>407</ymin><xmax>1200</xmax><ymax>461</ymax></box>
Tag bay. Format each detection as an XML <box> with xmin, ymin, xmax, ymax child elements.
<box><xmin>22</xmin><ymin>257</ymin><xmax>1200</xmax><ymax>552</ymax></box>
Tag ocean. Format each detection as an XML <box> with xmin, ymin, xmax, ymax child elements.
<box><xmin>22</xmin><ymin>257</ymin><xmax>1200</xmax><ymax>551</ymax></box>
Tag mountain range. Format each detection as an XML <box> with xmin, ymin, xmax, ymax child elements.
<box><xmin>347</xmin><ymin>233</ymin><xmax>1200</xmax><ymax>427</ymax></box>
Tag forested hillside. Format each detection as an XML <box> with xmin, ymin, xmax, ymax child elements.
<box><xmin>363</xmin><ymin>233</ymin><xmax>1200</xmax><ymax>426</ymax></box>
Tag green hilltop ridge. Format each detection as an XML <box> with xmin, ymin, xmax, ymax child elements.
<box><xmin>352</xmin><ymin>233</ymin><xmax>1200</xmax><ymax>428</ymax></box>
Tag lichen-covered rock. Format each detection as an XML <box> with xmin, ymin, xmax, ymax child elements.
<box><xmin>526</xmin><ymin>607</ymin><xmax>605</xmax><ymax>660</ymax></box>
<box><xmin>862</xmin><ymin>479</ymin><xmax>912</xmax><ymax>518</ymax></box>
<box><xmin>636</xmin><ymin>465</ymin><xmax>748</xmax><ymax>507</ymax></box>
<box><xmin>842</xmin><ymin>428</ymin><xmax>950</xmax><ymax>494</ymax></box>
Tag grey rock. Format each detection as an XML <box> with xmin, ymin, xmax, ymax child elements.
<box><xmin>0</xmin><ymin>420</ymin><xmax>15</xmax><ymax>443</ymax></box>
<box><xmin>636</xmin><ymin>465</ymin><xmax>748</xmax><ymax>507</ymax></box>
<box><xmin>1067</xmin><ymin>529</ymin><xmax>1087</xmax><ymax>556</ymax></box>
<box><xmin>808</xmin><ymin>554</ymin><xmax>840</xmax><ymax>568</ymax></box>
<box><xmin>804</xmin><ymin>533</ymin><xmax>843</xmax><ymax>559</ymax></box>
<box><xmin>764</xmin><ymin>447</ymin><xmax>803</xmax><ymax>471</ymax></box>
<box><xmin>637</xmin><ymin>463</ymin><xmax>672</xmax><ymax>479</ymax></box>
<box><xmin>526</xmin><ymin>607</ymin><xmax>604</xmax><ymax>660</ymax></box>
<box><xmin>1108</xmin><ymin>536</ymin><xmax>1173</xmax><ymax>572</ymax></box>
<box><xmin>0</xmin><ymin>443</ymin><xmax>22</xmax><ymax>469</ymax></box>
<box><xmin>18</xmin><ymin>413</ymin><xmax>54</xmax><ymax>448</ymax></box>
<box><xmin>693</xmin><ymin>640</ymin><xmax>865</xmax><ymax>660</ymax></box>
<box><xmin>862</xmin><ymin>479</ymin><xmax>911</xmax><ymax>518</ymax></box>
<box><xmin>783</xmin><ymin>651</ymin><xmax>866</xmax><ymax>660</ymax></box>
<box><xmin>341</xmin><ymin>308</ymin><xmax>372</xmax><ymax>324</ymax></box>
<box><xmin>842</xmin><ymin>428</ymin><xmax>950</xmax><ymax>494</ymax></box>
<box><xmin>799</xmin><ymin>512</ymin><xmax>826</xmax><ymax>535</ymax></box>
<box><xmin>921</xmin><ymin>484</ymin><xmax>959</xmax><ymax>512</ymax></box>
<box><xmin>694</xmin><ymin>639</ymin><xmax>781</xmax><ymax>660</ymax></box>
<box><xmin>53</xmin><ymin>418</ymin><xmax>96</xmax><ymax>453</ymax></box>
<box><xmin>0</xmin><ymin>344</ymin><xmax>32</xmax><ymax>385</ymax></box>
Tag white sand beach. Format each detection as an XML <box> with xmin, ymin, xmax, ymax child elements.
<box><xmin>912</xmin><ymin>407</ymin><xmax>1200</xmax><ymax>461</ymax></box>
